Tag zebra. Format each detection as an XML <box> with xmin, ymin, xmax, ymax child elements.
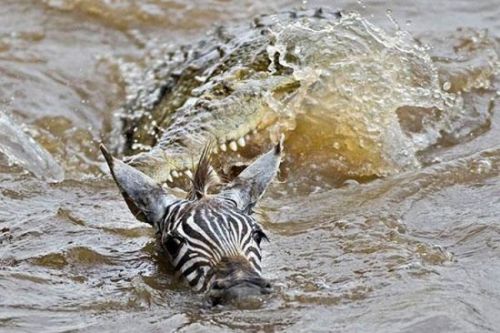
<box><xmin>100</xmin><ymin>141</ymin><xmax>282</xmax><ymax>305</ymax></box>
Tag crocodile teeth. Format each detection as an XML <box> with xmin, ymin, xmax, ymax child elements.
<box><xmin>220</xmin><ymin>143</ymin><xmax>227</xmax><ymax>152</ymax></box>
<box><xmin>171</xmin><ymin>170</ymin><xmax>179</xmax><ymax>178</ymax></box>
<box><xmin>167</xmin><ymin>175</ymin><xmax>173</xmax><ymax>183</ymax></box>
<box><xmin>229</xmin><ymin>141</ymin><xmax>238</xmax><ymax>151</ymax></box>
<box><xmin>237</xmin><ymin>137</ymin><xmax>246</xmax><ymax>147</ymax></box>
<box><xmin>185</xmin><ymin>170</ymin><xmax>193</xmax><ymax>178</ymax></box>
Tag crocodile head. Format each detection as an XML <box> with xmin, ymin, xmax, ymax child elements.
<box><xmin>121</xmin><ymin>9</ymin><xmax>329</xmax><ymax>184</ymax></box>
<box><xmin>124</xmin><ymin>73</ymin><xmax>295</xmax><ymax>184</ymax></box>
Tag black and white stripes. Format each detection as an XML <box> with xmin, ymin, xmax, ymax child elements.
<box><xmin>101</xmin><ymin>140</ymin><xmax>281</xmax><ymax>298</ymax></box>
<box><xmin>157</xmin><ymin>198</ymin><xmax>265</xmax><ymax>291</ymax></box>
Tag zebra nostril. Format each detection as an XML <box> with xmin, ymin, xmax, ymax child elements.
<box><xmin>261</xmin><ymin>282</ymin><xmax>272</xmax><ymax>294</ymax></box>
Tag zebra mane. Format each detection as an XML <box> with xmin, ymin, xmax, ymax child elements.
<box><xmin>188</xmin><ymin>141</ymin><xmax>219</xmax><ymax>200</ymax></box>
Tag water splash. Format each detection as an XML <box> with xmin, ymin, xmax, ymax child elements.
<box><xmin>0</xmin><ymin>111</ymin><xmax>64</xmax><ymax>182</ymax></box>
<box><xmin>265</xmin><ymin>12</ymin><xmax>497</xmax><ymax>178</ymax></box>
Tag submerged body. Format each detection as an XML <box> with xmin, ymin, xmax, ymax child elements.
<box><xmin>101</xmin><ymin>141</ymin><xmax>282</xmax><ymax>305</ymax></box>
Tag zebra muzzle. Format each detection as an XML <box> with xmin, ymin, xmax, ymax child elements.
<box><xmin>206</xmin><ymin>276</ymin><xmax>272</xmax><ymax>307</ymax></box>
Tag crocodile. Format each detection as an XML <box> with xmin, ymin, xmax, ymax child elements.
<box><xmin>116</xmin><ymin>8</ymin><xmax>498</xmax><ymax>185</ymax></box>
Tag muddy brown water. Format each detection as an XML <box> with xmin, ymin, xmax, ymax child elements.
<box><xmin>1</xmin><ymin>1</ymin><xmax>500</xmax><ymax>332</ymax></box>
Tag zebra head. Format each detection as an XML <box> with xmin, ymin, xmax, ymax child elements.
<box><xmin>100</xmin><ymin>141</ymin><xmax>282</xmax><ymax>305</ymax></box>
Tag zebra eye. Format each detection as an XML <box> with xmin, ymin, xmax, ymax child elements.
<box><xmin>252</xmin><ymin>229</ymin><xmax>269</xmax><ymax>246</ymax></box>
<box><xmin>163</xmin><ymin>232</ymin><xmax>185</xmax><ymax>255</ymax></box>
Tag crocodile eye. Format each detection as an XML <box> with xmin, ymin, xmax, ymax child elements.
<box><xmin>252</xmin><ymin>229</ymin><xmax>269</xmax><ymax>246</ymax></box>
<box><xmin>163</xmin><ymin>232</ymin><xmax>185</xmax><ymax>256</ymax></box>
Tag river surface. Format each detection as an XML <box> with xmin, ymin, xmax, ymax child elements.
<box><xmin>1</xmin><ymin>1</ymin><xmax>500</xmax><ymax>332</ymax></box>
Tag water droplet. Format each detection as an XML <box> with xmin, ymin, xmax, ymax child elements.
<box><xmin>470</xmin><ymin>158</ymin><xmax>492</xmax><ymax>174</ymax></box>
<box><xmin>442</xmin><ymin>81</ymin><xmax>451</xmax><ymax>91</ymax></box>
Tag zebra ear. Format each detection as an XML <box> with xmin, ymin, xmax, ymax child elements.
<box><xmin>100</xmin><ymin>144</ymin><xmax>177</xmax><ymax>225</ymax></box>
<box><xmin>218</xmin><ymin>139</ymin><xmax>283</xmax><ymax>212</ymax></box>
